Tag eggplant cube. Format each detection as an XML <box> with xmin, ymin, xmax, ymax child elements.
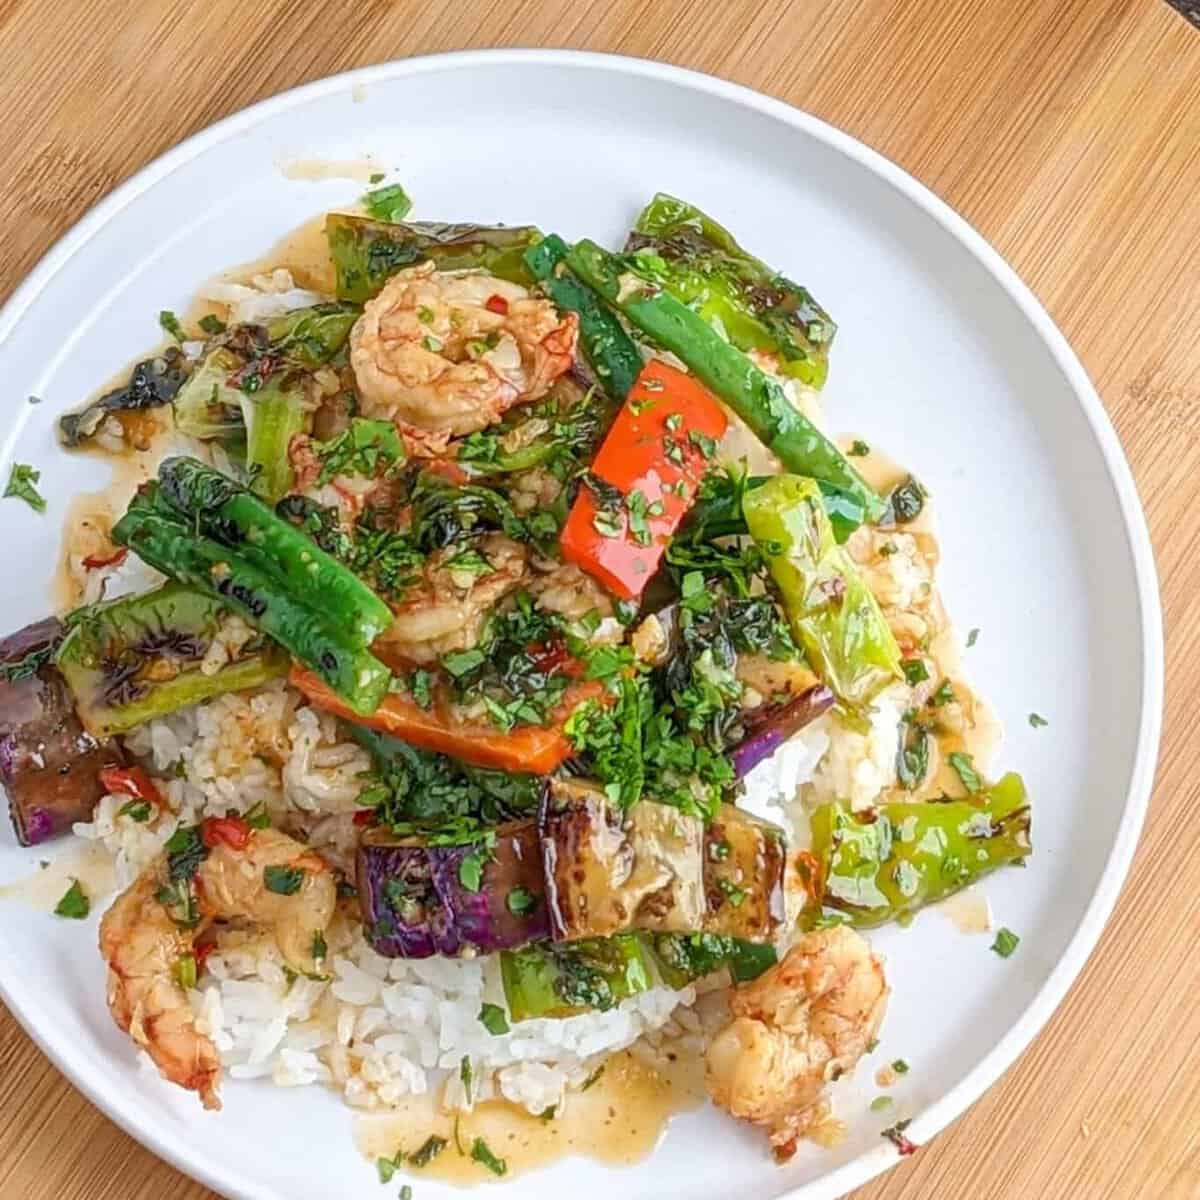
<box><xmin>703</xmin><ymin>804</ymin><xmax>786</xmax><ymax>940</ymax></box>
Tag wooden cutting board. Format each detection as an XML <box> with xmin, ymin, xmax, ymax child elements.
<box><xmin>0</xmin><ymin>1</ymin><xmax>1197</xmax><ymax>1197</ymax></box>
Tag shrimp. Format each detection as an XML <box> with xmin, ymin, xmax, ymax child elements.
<box><xmin>99</xmin><ymin>827</ymin><xmax>336</xmax><ymax>1109</ymax></box>
<box><xmin>706</xmin><ymin>926</ymin><xmax>888</xmax><ymax>1158</ymax></box>
<box><xmin>350</xmin><ymin>262</ymin><xmax>578</xmax><ymax>437</ymax></box>
<box><xmin>376</xmin><ymin>532</ymin><xmax>528</xmax><ymax>665</ymax></box>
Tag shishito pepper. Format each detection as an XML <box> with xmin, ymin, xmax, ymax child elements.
<box><xmin>559</xmin><ymin>360</ymin><xmax>728</xmax><ymax>601</ymax></box>
<box><xmin>565</xmin><ymin>238</ymin><xmax>884</xmax><ymax>525</ymax></box>
<box><xmin>628</xmin><ymin>192</ymin><xmax>836</xmax><ymax>388</ymax></box>
<box><xmin>743</xmin><ymin>474</ymin><xmax>902</xmax><ymax>709</ymax></box>
<box><xmin>500</xmin><ymin>933</ymin><xmax>653</xmax><ymax>1021</ymax></box>
<box><xmin>800</xmin><ymin>772</ymin><xmax>1032</xmax><ymax>930</ymax></box>
<box><xmin>650</xmin><ymin>932</ymin><xmax>777</xmax><ymax>988</ymax></box>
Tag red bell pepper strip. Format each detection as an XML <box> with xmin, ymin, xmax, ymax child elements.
<box><xmin>201</xmin><ymin>815</ymin><xmax>252</xmax><ymax>851</ymax></box>
<box><xmin>291</xmin><ymin>666</ymin><xmax>601</xmax><ymax>774</ymax></box>
<box><xmin>559</xmin><ymin>360</ymin><xmax>727</xmax><ymax>600</ymax></box>
<box><xmin>99</xmin><ymin>765</ymin><xmax>163</xmax><ymax>807</ymax></box>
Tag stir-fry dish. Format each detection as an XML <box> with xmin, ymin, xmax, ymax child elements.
<box><xmin>0</xmin><ymin>190</ymin><xmax>1031</xmax><ymax>1174</ymax></box>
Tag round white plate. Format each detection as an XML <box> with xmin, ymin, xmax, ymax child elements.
<box><xmin>0</xmin><ymin>50</ymin><xmax>1162</xmax><ymax>1200</ymax></box>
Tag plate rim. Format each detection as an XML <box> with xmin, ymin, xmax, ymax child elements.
<box><xmin>0</xmin><ymin>47</ymin><xmax>1164</xmax><ymax>1200</ymax></box>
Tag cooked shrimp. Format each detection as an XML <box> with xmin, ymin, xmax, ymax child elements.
<box><xmin>99</xmin><ymin>826</ymin><xmax>336</xmax><ymax>1109</ymax></box>
<box><xmin>350</xmin><ymin>263</ymin><xmax>578</xmax><ymax>437</ymax></box>
<box><xmin>376</xmin><ymin>532</ymin><xmax>528</xmax><ymax>665</ymax></box>
<box><xmin>706</xmin><ymin>926</ymin><xmax>888</xmax><ymax>1158</ymax></box>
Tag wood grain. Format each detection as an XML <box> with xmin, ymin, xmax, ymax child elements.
<box><xmin>0</xmin><ymin>1</ymin><xmax>1196</xmax><ymax>1197</ymax></box>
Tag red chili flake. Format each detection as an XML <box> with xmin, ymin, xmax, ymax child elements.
<box><xmin>882</xmin><ymin>1120</ymin><xmax>918</xmax><ymax>1157</ymax></box>
<box><xmin>99</xmin><ymin>765</ymin><xmax>162</xmax><ymax>806</ymax></box>
<box><xmin>352</xmin><ymin>809</ymin><xmax>377</xmax><ymax>827</ymax></box>
<box><xmin>81</xmin><ymin>547</ymin><xmax>128</xmax><ymax>571</ymax></box>
<box><xmin>526</xmin><ymin>640</ymin><xmax>573</xmax><ymax>676</ymax></box>
<box><xmin>484</xmin><ymin>294</ymin><xmax>509</xmax><ymax>316</ymax></box>
<box><xmin>201</xmin><ymin>815</ymin><xmax>252</xmax><ymax>851</ymax></box>
<box><xmin>193</xmin><ymin>937</ymin><xmax>217</xmax><ymax>974</ymax></box>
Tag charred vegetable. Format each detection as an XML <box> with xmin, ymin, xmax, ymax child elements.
<box><xmin>743</xmin><ymin>475</ymin><xmax>902</xmax><ymax>709</ymax></box>
<box><xmin>801</xmin><ymin>773</ymin><xmax>1032</xmax><ymax>930</ymax></box>
<box><xmin>240</xmin><ymin>375</ymin><xmax>311</xmax><ymax>503</ymax></box>
<box><xmin>702</xmin><ymin>805</ymin><xmax>787</xmax><ymax>940</ymax></box>
<box><xmin>500</xmin><ymin>933</ymin><xmax>653</xmax><ymax>1021</ymax></box>
<box><xmin>0</xmin><ymin>618</ymin><xmax>123</xmax><ymax>845</ymax></box>
<box><xmin>326</xmin><ymin>214</ymin><xmax>542</xmax><ymax>302</ymax></box>
<box><xmin>171</xmin><ymin>348</ymin><xmax>246</xmax><ymax>441</ymax></box>
<box><xmin>265</xmin><ymin>302</ymin><xmax>359</xmax><ymax>368</ymax></box>
<box><xmin>627</xmin><ymin>193</ymin><xmax>835</xmax><ymax>388</ymax></box>
<box><xmin>650</xmin><ymin>932</ymin><xmax>777</xmax><ymax>988</ymax></box>
<box><xmin>540</xmin><ymin>779</ymin><xmax>705</xmax><ymax>941</ymax></box>
<box><xmin>113</xmin><ymin>491</ymin><xmax>391</xmax><ymax>716</ymax></box>
<box><xmin>565</xmin><ymin>239</ymin><xmax>884</xmax><ymax>525</ymax></box>
<box><xmin>357</xmin><ymin>820</ymin><xmax>550</xmax><ymax>957</ymax></box>
<box><xmin>156</xmin><ymin>457</ymin><xmax>392</xmax><ymax>648</ymax></box>
<box><xmin>55</xmin><ymin>583</ymin><xmax>288</xmax><ymax>737</ymax></box>
<box><xmin>59</xmin><ymin>349</ymin><xmax>188</xmax><ymax>448</ymax></box>
<box><xmin>559</xmin><ymin>361</ymin><xmax>728</xmax><ymax>601</ymax></box>
<box><xmin>730</xmin><ymin>686</ymin><xmax>835</xmax><ymax>778</ymax></box>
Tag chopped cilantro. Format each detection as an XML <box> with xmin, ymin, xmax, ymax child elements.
<box><xmin>4</xmin><ymin>463</ymin><xmax>46</xmax><ymax>513</ymax></box>
<box><xmin>459</xmin><ymin>1055</ymin><xmax>473</xmax><ymax>1100</ymax></box>
<box><xmin>441</xmin><ymin>648</ymin><xmax>486</xmax><ymax>678</ymax></box>
<box><xmin>117</xmin><ymin>799</ymin><xmax>152</xmax><ymax>823</ymax></box>
<box><xmin>1028</xmin><ymin>712</ymin><xmax>1048</xmax><ymax>728</ymax></box>
<box><xmin>410</xmin><ymin>669</ymin><xmax>434</xmax><ymax>710</ymax></box>
<box><xmin>506</xmin><ymin>886</ymin><xmax>537</xmax><ymax>917</ymax></box>
<box><xmin>408</xmin><ymin>1134</ymin><xmax>446</xmax><ymax>1167</ymax></box>
<box><xmin>716</xmin><ymin>877</ymin><xmax>746</xmax><ymax>907</ymax></box>
<box><xmin>54</xmin><ymin>879</ymin><xmax>89</xmax><ymax>919</ymax></box>
<box><xmin>930</xmin><ymin>679</ymin><xmax>956</xmax><ymax>706</ymax></box>
<box><xmin>901</xmin><ymin>658</ymin><xmax>929</xmax><ymax>686</ymax></box>
<box><xmin>316</xmin><ymin>418</ymin><xmax>405</xmax><ymax>484</ymax></box>
<box><xmin>625</xmin><ymin>489</ymin><xmax>652</xmax><ymax>546</ymax></box>
<box><xmin>263</xmin><ymin>865</ymin><xmax>305</xmax><ymax>895</ymax></box>
<box><xmin>991</xmin><ymin>927</ymin><xmax>1020</xmax><ymax>958</ymax></box>
<box><xmin>688</xmin><ymin>430</ymin><xmax>717</xmax><ymax>459</ymax></box>
<box><xmin>870</xmin><ymin>1095</ymin><xmax>894</xmax><ymax>1112</ymax></box>
<box><xmin>458</xmin><ymin>849</ymin><xmax>485</xmax><ymax>892</ymax></box>
<box><xmin>592</xmin><ymin>508</ymin><xmax>623</xmax><ymax>538</ymax></box>
<box><xmin>967</xmin><ymin>627</ymin><xmax>980</xmax><ymax>647</ymax></box>
<box><xmin>244</xmin><ymin>800</ymin><xmax>271</xmax><ymax>829</ymax></box>
<box><xmin>198</xmin><ymin>314</ymin><xmax>226</xmax><ymax>335</ymax></box>
<box><xmin>478</xmin><ymin>1002</ymin><xmax>509</xmax><ymax>1035</ymax></box>
<box><xmin>892</xmin><ymin>1058</ymin><xmax>909</xmax><ymax>1075</ymax></box>
<box><xmin>363</xmin><ymin>182</ymin><xmax>413</xmax><ymax>223</ymax></box>
<box><xmin>158</xmin><ymin>310</ymin><xmax>185</xmax><ymax>342</ymax></box>
<box><xmin>849</xmin><ymin>439</ymin><xmax>870</xmax><ymax>456</ymax></box>
<box><xmin>947</xmin><ymin>751</ymin><xmax>983</xmax><ymax>794</ymax></box>
<box><xmin>376</xmin><ymin>1156</ymin><xmax>397</xmax><ymax>1183</ymax></box>
<box><xmin>470</xmin><ymin>1137</ymin><xmax>506</xmax><ymax>1177</ymax></box>
<box><xmin>400</xmin><ymin>1186</ymin><xmax>412</xmax><ymax>1200</ymax></box>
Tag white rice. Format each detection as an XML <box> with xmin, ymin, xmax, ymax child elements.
<box><xmin>199</xmin><ymin>267</ymin><xmax>322</xmax><ymax>326</ymax></box>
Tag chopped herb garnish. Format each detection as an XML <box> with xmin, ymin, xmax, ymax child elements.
<box><xmin>901</xmin><ymin>659</ymin><xmax>929</xmax><ymax>686</ymax></box>
<box><xmin>892</xmin><ymin>1058</ymin><xmax>909</xmax><ymax>1075</ymax></box>
<box><xmin>158</xmin><ymin>310</ymin><xmax>185</xmax><ymax>342</ymax></box>
<box><xmin>263</xmin><ymin>864</ymin><xmax>305</xmax><ymax>895</ymax></box>
<box><xmin>363</xmin><ymin>182</ymin><xmax>413</xmax><ymax>223</ymax></box>
<box><xmin>54</xmin><ymin>879</ymin><xmax>89</xmax><ymax>919</ymax></box>
<box><xmin>459</xmin><ymin>1055</ymin><xmax>473</xmax><ymax>1100</ymax></box>
<box><xmin>316</xmin><ymin>417</ymin><xmax>406</xmax><ymax>484</ymax></box>
<box><xmin>441</xmin><ymin>648</ymin><xmax>486</xmax><ymax>678</ymax></box>
<box><xmin>1028</xmin><ymin>712</ymin><xmax>1048</xmax><ymax>728</ymax></box>
<box><xmin>664</xmin><ymin>412</ymin><xmax>683</xmax><ymax>432</ymax></box>
<box><xmin>870</xmin><ymin>1095</ymin><xmax>894</xmax><ymax>1112</ymax></box>
<box><xmin>198</xmin><ymin>314</ymin><xmax>226</xmax><ymax>335</ymax></box>
<box><xmin>312</xmin><ymin>930</ymin><xmax>327</xmax><ymax>962</ymax></box>
<box><xmin>688</xmin><ymin>430</ymin><xmax>717</xmax><ymax>459</ymax></box>
<box><xmin>376</xmin><ymin>1156</ymin><xmax>397</xmax><ymax>1184</ymax></box>
<box><xmin>716</xmin><ymin>877</ymin><xmax>747</xmax><ymax>907</ymax></box>
<box><xmin>244</xmin><ymin>800</ymin><xmax>271</xmax><ymax>829</ymax></box>
<box><xmin>27</xmin><ymin>394</ymin><xmax>41</xmax><ymax>405</ymax></box>
<box><xmin>625</xmin><ymin>488</ymin><xmax>652</xmax><ymax>546</ymax></box>
<box><xmin>930</xmin><ymin>680</ymin><xmax>956</xmax><ymax>706</ymax></box>
<box><xmin>592</xmin><ymin>508</ymin><xmax>623</xmax><ymax>538</ymax></box>
<box><xmin>4</xmin><ymin>463</ymin><xmax>46</xmax><ymax>513</ymax></box>
<box><xmin>849</xmin><ymin>439</ymin><xmax>870</xmax><ymax>456</ymax></box>
<box><xmin>165</xmin><ymin>824</ymin><xmax>207</xmax><ymax>882</ymax></box>
<box><xmin>506</xmin><ymin>886</ymin><xmax>537</xmax><ymax>917</ymax></box>
<box><xmin>967</xmin><ymin>627</ymin><xmax>980</xmax><ymax>647</ymax></box>
<box><xmin>117</xmin><ymin>799</ymin><xmax>152</xmax><ymax>823</ymax></box>
<box><xmin>947</xmin><ymin>751</ymin><xmax>983</xmax><ymax>794</ymax></box>
<box><xmin>410</xmin><ymin>669</ymin><xmax>434</xmax><ymax>710</ymax></box>
<box><xmin>458</xmin><ymin>850</ymin><xmax>485</xmax><ymax>892</ymax></box>
<box><xmin>867</xmin><ymin>1038</ymin><xmax>880</xmax><ymax>1053</ymax></box>
<box><xmin>400</xmin><ymin>1186</ymin><xmax>412</xmax><ymax>1200</ymax></box>
<box><xmin>408</xmin><ymin>1134</ymin><xmax>447</xmax><ymax>1167</ymax></box>
<box><xmin>991</xmin><ymin>927</ymin><xmax>1020</xmax><ymax>958</ymax></box>
<box><xmin>175</xmin><ymin>952</ymin><xmax>197</xmax><ymax>989</ymax></box>
<box><xmin>470</xmin><ymin>1138</ymin><xmax>507</xmax><ymax>1177</ymax></box>
<box><xmin>478</xmin><ymin>1002</ymin><xmax>509</xmax><ymax>1035</ymax></box>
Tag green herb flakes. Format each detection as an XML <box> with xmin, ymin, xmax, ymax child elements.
<box><xmin>376</xmin><ymin>1156</ymin><xmax>398</xmax><ymax>1184</ymax></box>
<box><xmin>849</xmin><ymin>439</ymin><xmax>871</xmax><ymax>457</ymax></box>
<box><xmin>470</xmin><ymin>1137</ymin><xmax>507</xmax><ymax>1177</ymax></box>
<box><xmin>901</xmin><ymin>659</ymin><xmax>929</xmax><ymax>686</ymax></box>
<box><xmin>158</xmin><ymin>310</ymin><xmax>185</xmax><ymax>342</ymax></box>
<box><xmin>459</xmin><ymin>1055</ymin><xmax>473</xmax><ymax>1100</ymax></box>
<box><xmin>506</xmin><ymin>886</ymin><xmax>537</xmax><ymax>917</ymax></box>
<box><xmin>478</xmin><ymin>1002</ymin><xmax>509</xmax><ymax>1035</ymax></box>
<box><xmin>991</xmin><ymin>927</ymin><xmax>1020</xmax><ymax>958</ymax></box>
<box><xmin>408</xmin><ymin>1134</ymin><xmax>447</xmax><ymax>1167</ymax></box>
<box><xmin>870</xmin><ymin>1095</ymin><xmax>894</xmax><ymax>1112</ymax></box>
<box><xmin>263</xmin><ymin>865</ymin><xmax>305</xmax><ymax>895</ymax></box>
<box><xmin>947</xmin><ymin>751</ymin><xmax>983</xmax><ymax>794</ymax></box>
<box><xmin>198</xmin><ymin>314</ymin><xmax>226</xmax><ymax>335</ymax></box>
<box><xmin>1028</xmin><ymin>712</ymin><xmax>1049</xmax><ymax>728</ymax></box>
<box><xmin>363</xmin><ymin>182</ymin><xmax>413</xmax><ymax>223</ymax></box>
<box><xmin>930</xmin><ymin>679</ymin><xmax>956</xmax><ymax>707</ymax></box>
<box><xmin>54</xmin><ymin>878</ymin><xmax>89</xmax><ymax>919</ymax></box>
<box><xmin>117</xmin><ymin>799</ymin><xmax>152</xmax><ymax>823</ymax></box>
<box><xmin>966</xmin><ymin>627</ymin><xmax>980</xmax><ymax>648</ymax></box>
<box><xmin>410</xmin><ymin>669</ymin><xmax>434</xmax><ymax>710</ymax></box>
<box><xmin>892</xmin><ymin>1058</ymin><xmax>909</xmax><ymax>1075</ymax></box>
<box><xmin>4</xmin><ymin>462</ymin><xmax>46</xmax><ymax>513</ymax></box>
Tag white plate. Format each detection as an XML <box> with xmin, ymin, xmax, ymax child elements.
<box><xmin>0</xmin><ymin>50</ymin><xmax>1162</xmax><ymax>1200</ymax></box>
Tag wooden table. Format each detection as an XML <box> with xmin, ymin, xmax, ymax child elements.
<box><xmin>1</xmin><ymin>1</ymin><xmax>1196</xmax><ymax>1196</ymax></box>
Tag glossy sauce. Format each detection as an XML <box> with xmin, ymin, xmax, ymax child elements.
<box><xmin>275</xmin><ymin>154</ymin><xmax>384</xmax><ymax>183</ymax></box>
<box><xmin>354</xmin><ymin>1049</ymin><xmax>705</xmax><ymax>1184</ymax></box>
<box><xmin>0</xmin><ymin>839</ymin><xmax>116</xmax><ymax>911</ymax></box>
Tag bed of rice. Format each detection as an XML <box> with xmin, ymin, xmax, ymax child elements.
<box><xmin>71</xmin><ymin>674</ymin><xmax>900</xmax><ymax>1118</ymax></box>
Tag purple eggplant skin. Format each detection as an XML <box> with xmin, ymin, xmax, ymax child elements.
<box><xmin>730</xmin><ymin>685</ymin><xmax>836</xmax><ymax>778</ymax></box>
<box><xmin>429</xmin><ymin>820</ymin><xmax>550</xmax><ymax>951</ymax></box>
<box><xmin>357</xmin><ymin>820</ymin><xmax>549</xmax><ymax>958</ymax></box>
<box><xmin>703</xmin><ymin>804</ymin><xmax>787</xmax><ymax>940</ymax></box>
<box><xmin>0</xmin><ymin>618</ymin><xmax>124</xmax><ymax>846</ymax></box>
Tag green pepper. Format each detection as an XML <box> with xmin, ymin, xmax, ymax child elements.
<box><xmin>650</xmin><ymin>932</ymin><xmax>777</xmax><ymax>988</ymax></box>
<box><xmin>55</xmin><ymin>582</ymin><xmax>288</xmax><ymax>737</ymax></box>
<box><xmin>171</xmin><ymin>348</ymin><xmax>246</xmax><ymax>441</ymax></box>
<box><xmin>801</xmin><ymin>772</ymin><xmax>1032</xmax><ymax>930</ymax></box>
<box><xmin>157</xmin><ymin>457</ymin><xmax>392</xmax><ymax>649</ymax></box>
<box><xmin>565</xmin><ymin>239</ymin><xmax>883</xmax><ymax>524</ymax></box>
<box><xmin>112</xmin><ymin>496</ymin><xmax>391</xmax><ymax>715</ymax></box>
<box><xmin>326</xmin><ymin>214</ymin><xmax>542</xmax><ymax>302</ymax></box>
<box><xmin>265</xmin><ymin>302</ymin><xmax>360</xmax><ymax>368</ymax></box>
<box><xmin>239</xmin><ymin>375</ymin><xmax>310</xmax><ymax>504</ymax></box>
<box><xmin>499</xmin><ymin>934</ymin><xmax>652</xmax><ymax>1022</ymax></box>
<box><xmin>629</xmin><ymin>193</ymin><xmax>835</xmax><ymax>388</ymax></box>
<box><xmin>525</xmin><ymin>234</ymin><xmax>643</xmax><ymax>400</ymax></box>
<box><xmin>743</xmin><ymin>475</ymin><xmax>901</xmax><ymax>707</ymax></box>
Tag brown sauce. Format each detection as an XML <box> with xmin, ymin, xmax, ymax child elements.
<box><xmin>354</xmin><ymin>1048</ymin><xmax>706</xmax><ymax>1185</ymax></box>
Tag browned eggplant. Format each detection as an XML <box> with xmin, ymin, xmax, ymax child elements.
<box><xmin>540</xmin><ymin>779</ymin><xmax>705</xmax><ymax>941</ymax></box>
<box><xmin>703</xmin><ymin>804</ymin><xmax>786</xmax><ymax>940</ymax></box>
<box><xmin>0</xmin><ymin>618</ymin><xmax>123</xmax><ymax>846</ymax></box>
<box><xmin>357</xmin><ymin>819</ymin><xmax>550</xmax><ymax>957</ymax></box>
